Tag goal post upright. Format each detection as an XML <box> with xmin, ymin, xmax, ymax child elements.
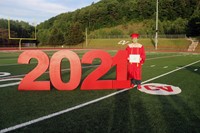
<box><xmin>8</xmin><ymin>18</ymin><xmax>37</xmax><ymax>50</ymax></box>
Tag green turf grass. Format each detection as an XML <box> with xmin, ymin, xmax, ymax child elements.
<box><xmin>80</xmin><ymin>38</ymin><xmax>190</xmax><ymax>51</ymax></box>
<box><xmin>0</xmin><ymin>50</ymin><xmax>200</xmax><ymax>133</ymax></box>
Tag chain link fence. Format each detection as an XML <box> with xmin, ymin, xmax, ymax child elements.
<box><xmin>88</xmin><ymin>34</ymin><xmax>187</xmax><ymax>39</ymax></box>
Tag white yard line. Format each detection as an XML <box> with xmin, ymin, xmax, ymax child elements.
<box><xmin>0</xmin><ymin>59</ymin><xmax>199</xmax><ymax>133</ymax></box>
<box><xmin>0</xmin><ymin>54</ymin><xmax>183</xmax><ymax>80</ymax></box>
<box><xmin>0</xmin><ymin>65</ymin><xmax>99</xmax><ymax>80</ymax></box>
<box><xmin>145</xmin><ymin>54</ymin><xmax>181</xmax><ymax>60</ymax></box>
<box><xmin>0</xmin><ymin>54</ymin><xmax>181</xmax><ymax>67</ymax></box>
<box><xmin>141</xmin><ymin>60</ymin><xmax>200</xmax><ymax>83</ymax></box>
<box><xmin>0</xmin><ymin>50</ymin><xmax>90</xmax><ymax>62</ymax></box>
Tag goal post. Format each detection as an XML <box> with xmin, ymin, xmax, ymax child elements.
<box><xmin>8</xmin><ymin>18</ymin><xmax>37</xmax><ymax>50</ymax></box>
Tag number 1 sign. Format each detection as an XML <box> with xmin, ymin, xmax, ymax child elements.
<box><xmin>18</xmin><ymin>50</ymin><xmax>130</xmax><ymax>91</ymax></box>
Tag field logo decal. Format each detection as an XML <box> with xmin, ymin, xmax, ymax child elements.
<box><xmin>118</xmin><ymin>40</ymin><xmax>129</xmax><ymax>45</ymax></box>
<box><xmin>0</xmin><ymin>72</ymin><xmax>11</xmax><ymax>77</ymax></box>
<box><xmin>139</xmin><ymin>83</ymin><xmax>181</xmax><ymax>95</ymax></box>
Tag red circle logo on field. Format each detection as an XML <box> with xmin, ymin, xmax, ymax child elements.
<box><xmin>139</xmin><ymin>83</ymin><xmax>181</xmax><ymax>95</ymax></box>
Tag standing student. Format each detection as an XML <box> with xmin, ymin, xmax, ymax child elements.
<box><xmin>126</xmin><ymin>33</ymin><xmax>146</xmax><ymax>89</ymax></box>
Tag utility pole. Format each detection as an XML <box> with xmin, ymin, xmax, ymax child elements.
<box><xmin>155</xmin><ymin>0</ymin><xmax>159</xmax><ymax>50</ymax></box>
<box><xmin>85</xmin><ymin>27</ymin><xmax>88</xmax><ymax>47</ymax></box>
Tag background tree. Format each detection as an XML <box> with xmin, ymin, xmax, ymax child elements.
<box><xmin>1</xmin><ymin>0</ymin><xmax>199</xmax><ymax>47</ymax></box>
<box><xmin>65</xmin><ymin>22</ymin><xmax>84</xmax><ymax>45</ymax></box>
<box><xmin>187</xmin><ymin>6</ymin><xmax>200</xmax><ymax>36</ymax></box>
<box><xmin>48</xmin><ymin>28</ymin><xmax>64</xmax><ymax>46</ymax></box>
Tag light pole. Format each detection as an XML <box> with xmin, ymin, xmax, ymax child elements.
<box><xmin>85</xmin><ymin>27</ymin><xmax>88</xmax><ymax>47</ymax></box>
<box><xmin>85</xmin><ymin>11</ymin><xmax>91</xmax><ymax>47</ymax></box>
<box><xmin>155</xmin><ymin>0</ymin><xmax>159</xmax><ymax>50</ymax></box>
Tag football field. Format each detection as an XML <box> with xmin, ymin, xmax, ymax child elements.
<box><xmin>0</xmin><ymin>49</ymin><xmax>200</xmax><ymax>133</ymax></box>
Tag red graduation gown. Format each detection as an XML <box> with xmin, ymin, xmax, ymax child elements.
<box><xmin>126</xmin><ymin>44</ymin><xmax>146</xmax><ymax>80</ymax></box>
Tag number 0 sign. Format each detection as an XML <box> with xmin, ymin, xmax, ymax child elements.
<box><xmin>18</xmin><ymin>50</ymin><xmax>130</xmax><ymax>91</ymax></box>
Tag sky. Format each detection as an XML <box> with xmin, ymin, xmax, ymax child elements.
<box><xmin>0</xmin><ymin>0</ymin><xmax>100</xmax><ymax>25</ymax></box>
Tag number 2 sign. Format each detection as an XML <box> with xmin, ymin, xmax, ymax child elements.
<box><xmin>18</xmin><ymin>50</ymin><xmax>130</xmax><ymax>91</ymax></box>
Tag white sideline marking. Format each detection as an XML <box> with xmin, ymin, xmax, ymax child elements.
<box><xmin>150</xmin><ymin>65</ymin><xmax>155</xmax><ymax>67</ymax></box>
<box><xmin>1</xmin><ymin>59</ymin><xmax>199</xmax><ymax>133</ymax></box>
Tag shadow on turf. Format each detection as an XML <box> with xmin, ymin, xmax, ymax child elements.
<box><xmin>182</xmin><ymin>66</ymin><xmax>200</xmax><ymax>75</ymax></box>
<box><xmin>157</xmin><ymin>96</ymin><xmax>200</xmax><ymax>133</ymax></box>
<box><xmin>110</xmin><ymin>90</ymin><xmax>153</xmax><ymax>133</ymax></box>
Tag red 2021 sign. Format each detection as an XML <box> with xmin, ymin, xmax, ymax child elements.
<box><xmin>18</xmin><ymin>50</ymin><xmax>130</xmax><ymax>91</ymax></box>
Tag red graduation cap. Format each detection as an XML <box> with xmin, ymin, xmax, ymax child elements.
<box><xmin>130</xmin><ymin>33</ymin><xmax>139</xmax><ymax>38</ymax></box>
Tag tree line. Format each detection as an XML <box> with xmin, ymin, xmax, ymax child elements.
<box><xmin>37</xmin><ymin>0</ymin><xmax>200</xmax><ymax>46</ymax></box>
<box><xmin>0</xmin><ymin>0</ymin><xmax>200</xmax><ymax>46</ymax></box>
